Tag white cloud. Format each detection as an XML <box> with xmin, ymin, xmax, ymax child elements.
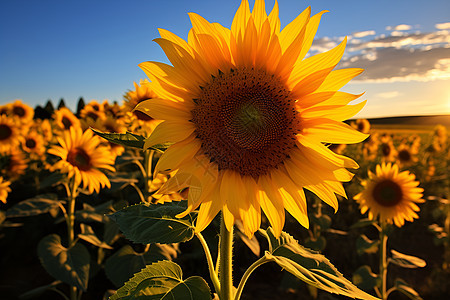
<box><xmin>386</xmin><ymin>24</ymin><xmax>412</xmax><ymax>31</ymax></box>
<box><xmin>436</xmin><ymin>22</ymin><xmax>450</xmax><ymax>30</ymax></box>
<box><xmin>352</xmin><ymin>30</ymin><xmax>376</xmax><ymax>38</ymax></box>
<box><xmin>376</xmin><ymin>91</ymin><xmax>401</xmax><ymax>99</ymax></box>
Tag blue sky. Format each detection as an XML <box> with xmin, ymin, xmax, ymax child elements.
<box><xmin>1</xmin><ymin>0</ymin><xmax>449</xmax><ymax>118</ymax></box>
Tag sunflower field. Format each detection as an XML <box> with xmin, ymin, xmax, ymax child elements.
<box><xmin>1</xmin><ymin>0</ymin><xmax>449</xmax><ymax>299</ymax></box>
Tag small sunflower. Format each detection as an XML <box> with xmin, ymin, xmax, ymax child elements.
<box><xmin>21</xmin><ymin>129</ymin><xmax>46</xmax><ymax>159</ymax></box>
<box><xmin>136</xmin><ymin>0</ymin><xmax>367</xmax><ymax>237</ymax></box>
<box><xmin>379</xmin><ymin>135</ymin><xmax>396</xmax><ymax>162</ymax></box>
<box><xmin>0</xmin><ymin>148</ymin><xmax>28</xmax><ymax>181</ymax></box>
<box><xmin>83</xmin><ymin>115</ymin><xmax>127</xmax><ymax>157</ymax></box>
<box><xmin>352</xmin><ymin>118</ymin><xmax>370</xmax><ymax>134</ymax></box>
<box><xmin>396</xmin><ymin>143</ymin><xmax>418</xmax><ymax>167</ymax></box>
<box><xmin>54</xmin><ymin>107</ymin><xmax>81</xmax><ymax>131</ymax></box>
<box><xmin>0</xmin><ymin>115</ymin><xmax>21</xmax><ymax>152</ymax></box>
<box><xmin>354</xmin><ymin>163</ymin><xmax>424</xmax><ymax>227</ymax></box>
<box><xmin>0</xmin><ymin>176</ymin><xmax>11</xmax><ymax>204</ymax></box>
<box><xmin>79</xmin><ymin>103</ymin><xmax>106</xmax><ymax>122</ymax></box>
<box><xmin>48</xmin><ymin>127</ymin><xmax>116</xmax><ymax>194</ymax></box>
<box><xmin>8</xmin><ymin>100</ymin><xmax>34</xmax><ymax>123</ymax></box>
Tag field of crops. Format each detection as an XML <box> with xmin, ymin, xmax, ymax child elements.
<box><xmin>0</xmin><ymin>97</ymin><xmax>449</xmax><ymax>300</ymax></box>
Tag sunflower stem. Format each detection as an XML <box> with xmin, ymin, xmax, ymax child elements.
<box><xmin>234</xmin><ymin>256</ymin><xmax>269</xmax><ymax>300</ymax></box>
<box><xmin>143</xmin><ymin>149</ymin><xmax>154</xmax><ymax>202</ymax></box>
<box><xmin>66</xmin><ymin>178</ymin><xmax>79</xmax><ymax>300</ymax></box>
<box><xmin>196</xmin><ymin>232</ymin><xmax>221</xmax><ymax>295</ymax></box>
<box><xmin>379</xmin><ymin>223</ymin><xmax>388</xmax><ymax>300</ymax></box>
<box><xmin>219</xmin><ymin>213</ymin><xmax>233</xmax><ymax>300</ymax></box>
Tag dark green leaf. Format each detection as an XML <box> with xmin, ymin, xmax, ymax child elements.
<box><xmin>6</xmin><ymin>194</ymin><xmax>62</xmax><ymax>218</ymax></box>
<box><xmin>105</xmin><ymin>244</ymin><xmax>179</xmax><ymax>287</ymax></box>
<box><xmin>393</xmin><ymin>278</ymin><xmax>423</xmax><ymax>300</ymax></box>
<box><xmin>75</xmin><ymin>202</ymin><xmax>112</xmax><ymax>223</ymax></box>
<box><xmin>39</xmin><ymin>172</ymin><xmax>65</xmax><ymax>189</ymax></box>
<box><xmin>37</xmin><ymin>234</ymin><xmax>90</xmax><ymax>291</ymax></box>
<box><xmin>109</xmin><ymin>260</ymin><xmax>211</xmax><ymax>300</ymax></box>
<box><xmin>78</xmin><ymin>224</ymin><xmax>113</xmax><ymax>249</ymax></box>
<box><xmin>108</xmin><ymin>202</ymin><xmax>195</xmax><ymax>244</ymax></box>
<box><xmin>356</xmin><ymin>234</ymin><xmax>379</xmax><ymax>255</ymax></box>
<box><xmin>264</xmin><ymin>228</ymin><xmax>379</xmax><ymax>300</ymax></box>
<box><xmin>389</xmin><ymin>250</ymin><xmax>426</xmax><ymax>268</ymax></box>
<box><xmin>352</xmin><ymin>265</ymin><xmax>380</xmax><ymax>291</ymax></box>
<box><xmin>304</xmin><ymin>236</ymin><xmax>326</xmax><ymax>251</ymax></box>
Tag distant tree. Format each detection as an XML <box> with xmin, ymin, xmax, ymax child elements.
<box><xmin>76</xmin><ymin>97</ymin><xmax>85</xmax><ymax>117</ymax></box>
<box><xmin>58</xmin><ymin>98</ymin><xmax>66</xmax><ymax>109</ymax></box>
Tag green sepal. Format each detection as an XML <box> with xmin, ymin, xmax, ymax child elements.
<box><xmin>109</xmin><ymin>260</ymin><xmax>212</xmax><ymax>300</ymax></box>
<box><xmin>356</xmin><ymin>234</ymin><xmax>380</xmax><ymax>255</ymax></box>
<box><xmin>263</xmin><ymin>228</ymin><xmax>380</xmax><ymax>300</ymax></box>
<box><xmin>37</xmin><ymin>234</ymin><xmax>90</xmax><ymax>291</ymax></box>
<box><xmin>108</xmin><ymin>202</ymin><xmax>195</xmax><ymax>244</ymax></box>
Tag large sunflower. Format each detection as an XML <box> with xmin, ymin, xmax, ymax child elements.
<box><xmin>48</xmin><ymin>127</ymin><xmax>116</xmax><ymax>194</ymax></box>
<box><xmin>0</xmin><ymin>176</ymin><xmax>12</xmax><ymax>204</ymax></box>
<box><xmin>136</xmin><ymin>0</ymin><xmax>367</xmax><ymax>237</ymax></box>
<box><xmin>354</xmin><ymin>163</ymin><xmax>424</xmax><ymax>227</ymax></box>
<box><xmin>8</xmin><ymin>100</ymin><xmax>34</xmax><ymax>123</ymax></box>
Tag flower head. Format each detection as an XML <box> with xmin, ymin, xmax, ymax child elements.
<box><xmin>54</xmin><ymin>107</ymin><xmax>81</xmax><ymax>131</ymax></box>
<box><xmin>354</xmin><ymin>163</ymin><xmax>424</xmax><ymax>227</ymax></box>
<box><xmin>0</xmin><ymin>176</ymin><xmax>11</xmax><ymax>204</ymax></box>
<box><xmin>48</xmin><ymin>127</ymin><xmax>116</xmax><ymax>194</ymax></box>
<box><xmin>0</xmin><ymin>115</ymin><xmax>21</xmax><ymax>152</ymax></box>
<box><xmin>137</xmin><ymin>0</ymin><xmax>367</xmax><ymax>237</ymax></box>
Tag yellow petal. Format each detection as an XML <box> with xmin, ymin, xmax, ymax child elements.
<box><xmin>258</xmin><ymin>174</ymin><xmax>285</xmax><ymax>238</ymax></box>
<box><xmin>251</xmin><ymin>0</ymin><xmax>267</xmax><ymax>32</ymax></box>
<box><xmin>144</xmin><ymin>120</ymin><xmax>195</xmax><ymax>149</ymax></box>
<box><xmin>267</xmin><ymin>0</ymin><xmax>280</xmax><ymax>33</ymax></box>
<box><xmin>279</xmin><ymin>7</ymin><xmax>310</xmax><ymax>52</ymax></box>
<box><xmin>300</xmin><ymin>100</ymin><xmax>367</xmax><ymax>121</ymax></box>
<box><xmin>195</xmin><ymin>183</ymin><xmax>224</xmax><ymax>233</ymax></box>
<box><xmin>316</xmin><ymin>68</ymin><xmax>363</xmax><ymax>92</ymax></box>
<box><xmin>231</xmin><ymin>0</ymin><xmax>251</xmax><ymax>38</ymax></box>
<box><xmin>296</xmin><ymin>10</ymin><xmax>328</xmax><ymax>64</ymax></box>
<box><xmin>134</xmin><ymin>98</ymin><xmax>192</xmax><ymax>121</ymax></box>
<box><xmin>301</xmin><ymin>118</ymin><xmax>369</xmax><ymax>144</ymax></box>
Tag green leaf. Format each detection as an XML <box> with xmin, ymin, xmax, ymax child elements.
<box><xmin>105</xmin><ymin>244</ymin><xmax>179</xmax><ymax>287</ymax></box>
<box><xmin>393</xmin><ymin>278</ymin><xmax>423</xmax><ymax>300</ymax></box>
<box><xmin>389</xmin><ymin>249</ymin><xmax>426</xmax><ymax>268</ymax></box>
<box><xmin>37</xmin><ymin>234</ymin><xmax>90</xmax><ymax>291</ymax></box>
<box><xmin>78</xmin><ymin>224</ymin><xmax>113</xmax><ymax>249</ymax></box>
<box><xmin>39</xmin><ymin>172</ymin><xmax>65</xmax><ymax>189</ymax></box>
<box><xmin>91</xmin><ymin>128</ymin><xmax>171</xmax><ymax>152</ymax></box>
<box><xmin>108</xmin><ymin>202</ymin><xmax>195</xmax><ymax>244</ymax></box>
<box><xmin>356</xmin><ymin>234</ymin><xmax>380</xmax><ymax>255</ymax></box>
<box><xmin>264</xmin><ymin>228</ymin><xmax>380</xmax><ymax>300</ymax></box>
<box><xmin>109</xmin><ymin>260</ymin><xmax>211</xmax><ymax>300</ymax></box>
<box><xmin>6</xmin><ymin>194</ymin><xmax>62</xmax><ymax>218</ymax></box>
<box><xmin>76</xmin><ymin>202</ymin><xmax>113</xmax><ymax>223</ymax></box>
<box><xmin>304</xmin><ymin>236</ymin><xmax>326</xmax><ymax>251</ymax></box>
<box><xmin>350</xmin><ymin>218</ymin><xmax>378</xmax><ymax>230</ymax></box>
<box><xmin>352</xmin><ymin>265</ymin><xmax>380</xmax><ymax>291</ymax></box>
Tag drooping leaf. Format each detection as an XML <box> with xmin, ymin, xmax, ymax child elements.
<box><xmin>6</xmin><ymin>194</ymin><xmax>62</xmax><ymax>218</ymax></box>
<box><xmin>76</xmin><ymin>202</ymin><xmax>113</xmax><ymax>223</ymax></box>
<box><xmin>78</xmin><ymin>224</ymin><xmax>113</xmax><ymax>249</ymax></box>
<box><xmin>91</xmin><ymin>128</ymin><xmax>171</xmax><ymax>152</ymax></box>
<box><xmin>109</xmin><ymin>260</ymin><xmax>212</xmax><ymax>300</ymax></box>
<box><xmin>37</xmin><ymin>234</ymin><xmax>90</xmax><ymax>291</ymax></box>
<box><xmin>264</xmin><ymin>228</ymin><xmax>380</xmax><ymax>300</ymax></box>
<box><xmin>356</xmin><ymin>234</ymin><xmax>379</xmax><ymax>255</ymax></box>
<box><xmin>105</xmin><ymin>244</ymin><xmax>179</xmax><ymax>287</ymax></box>
<box><xmin>393</xmin><ymin>278</ymin><xmax>423</xmax><ymax>300</ymax></box>
<box><xmin>352</xmin><ymin>265</ymin><xmax>380</xmax><ymax>291</ymax></box>
<box><xmin>389</xmin><ymin>250</ymin><xmax>426</xmax><ymax>268</ymax></box>
<box><xmin>108</xmin><ymin>202</ymin><xmax>195</xmax><ymax>244</ymax></box>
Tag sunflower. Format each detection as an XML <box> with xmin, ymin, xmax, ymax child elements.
<box><xmin>0</xmin><ymin>176</ymin><xmax>11</xmax><ymax>204</ymax></box>
<box><xmin>83</xmin><ymin>115</ymin><xmax>127</xmax><ymax>157</ymax></box>
<box><xmin>21</xmin><ymin>129</ymin><xmax>46</xmax><ymax>159</ymax></box>
<box><xmin>48</xmin><ymin>127</ymin><xmax>116</xmax><ymax>194</ymax></box>
<box><xmin>0</xmin><ymin>148</ymin><xmax>28</xmax><ymax>181</ymax></box>
<box><xmin>379</xmin><ymin>134</ymin><xmax>396</xmax><ymax>162</ymax></box>
<box><xmin>352</xmin><ymin>118</ymin><xmax>370</xmax><ymax>134</ymax></box>
<box><xmin>54</xmin><ymin>107</ymin><xmax>81</xmax><ymax>131</ymax></box>
<box><xmin>8</xmin><ymin>100</ymin><xmax>34</xmax><ymax>123</ymax></box>
<box><xmin>79</xmin><ymin>102</ymin><xmax>106</xmax><ymax>122</ymax></box>
<box><xmin>396</xmin><ymin>143</ymin><xmax>418</xmax><ymax>167</ymax></box>
<box><xmin>354</xmin><ymin>163</ymin><xmax>424</xmax><ymax>227</ymax></box>
<box><xmin>0</xmin><ymin>115</ymin><xmax>21</xmax><ymax>152</ymax></box>
<box><xmin>136</xmin><ymin>0</ymin><xmax>367</xmax><ymax>237</ymax></box>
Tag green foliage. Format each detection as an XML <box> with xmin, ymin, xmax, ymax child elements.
<box><xmin>109</xmin><ymin>260</ymin><xmax>212</xmax><ymax>300</ymax></box>
<box><xmin>356</xmin><ymin>234</ymin><xmax>380</xmax><ymax>255</ymax></box>
<box><xmin>389</xmin><ymin>249</ymin><xmax>426</xmax><ymax>268</ymax></box>
<box><xmin>105</xmin><ymin>244</ymin><xmax>179</xmax><ymax>287</ymax></box>
<box><xmin>6</xmin><ymin>194</ymin><xmax>62</xmax><ymax>218</ymax></box>
<box><xmin>393</xmin><ymin>278</ymin><xmax>423</xmax><ymax>300</ymax></box>
<box><xmin>352</xmin><ymin>265</ymin><xmax>380</xmax><ymax>290</ymax></box>
<box><xmin>263</xmin><ymin>228</ymin><xmax>380</xmax><ymax>300</ymax></box>
<box><xmin>108</xmin><ymin>202</ymin><xmax>196</xmax><ymax>244</ymax></box>
<box><xmin>37</xmin><ymin>234</ymin><xmax>90</xmax><ymax>291</ymax></box>
<box><xmin>78</xmin><ymin>223</ymin><xmax>113</xmax><ymax>249</ymax></box>
<box><xmin>91</xmin><ymin>128</ymin><xmax>171</xmax><ymax>151</ymax></box>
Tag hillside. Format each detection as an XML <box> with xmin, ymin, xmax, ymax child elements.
<box><xmin>364</xmin><ymin>114</ymin><xmax>450</xmax><ymax>127</ymax></box>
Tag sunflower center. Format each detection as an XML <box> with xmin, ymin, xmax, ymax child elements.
<box><xmin>398</xmin><ymin>149</ymin><xmax>411</xmax><ymax>162</ymax></box>
<box><xmin>372</xmin><ymin>179</ymin><xmax>403</xmax><ymax>207</ymax></box>
<box><xmin>87</xmin><ymin>112</ymin><xmax>99</xmax><ymax>121</ymax></box>
<box><xmin>61</xmin><ymin>116</ymin><xmax>72</xmax><ymax>129</ymax></box>
<box><xmin>191</xmin><ymin>67</ymin><xmax>299</xmax><ymax>178</ymax></box>
<box><xmin>25</xmin><ymin>138</ymin><xmax>37</xmax><ymax>149</ymax></box>
<box><xmin>0</xmin><ymin>124</ymin><xmax>13</xmax><ymax>140</ymax></box>
<box><xmin>13</xmin><ymin>106</ymin><xmax>26</xmax><ymax>117</ymax></box>
<box><xmin>381</xmin><ymin>143</ymin><xmax>391</xmax><ymax>156</ymax></box>
<box><xmin>67</xmin><ymin>147</ymin><xmax>91</xmax><ymax>171</ymax></box>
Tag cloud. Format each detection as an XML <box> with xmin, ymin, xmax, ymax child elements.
<box><xmin>386</xmin><ymin>24</ymin><xmax>412</xmax><ymax>31</ymax></box>
<box><xmin>436</xmin><ymin>22</ymin><xmax>450</xmax><ymax>30</ymax></box>
<box><xmin>376</xmin><ymin>91</ymin><xmax>401</xmax><ymax>99</ymax></box>
<box><xmin>352</xmin><ymin>30</ymin><xmax>376</xmax><ymax>38</ymax></box>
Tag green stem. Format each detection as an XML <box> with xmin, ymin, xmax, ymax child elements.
<box><xmin>234</xmin><ymin>256</ymin><xmax>269</xmax><ymax>300</ymax></box>
<box><xmin>196</xmin><ymin>232</ymin><xmax>221</xmax><ymax>295</ymax></box>
<box><xmin>143</xmin><ymin>149</ymin><xmax>154</xmax><ymax>202</ymax></box>
<box><xmin>66</xmin><ymin>178</ymin><xmax>78</xmax><ymax>300</ymax></box>
<box><xmin>379</xmin><ymin>224</ymin><xmax>388</xmax><ymax>300</ymax></box>
<box><xmin>219</xmin><ymin>213</ymin><xmax>233</xmax><ymax>300</ymax></box>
